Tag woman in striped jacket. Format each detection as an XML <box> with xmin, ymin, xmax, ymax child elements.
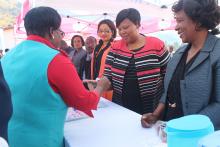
<box><xmin>100</xmin><ymin>8</ymin><xmax>170</xmax><ymax>114</ymax></box>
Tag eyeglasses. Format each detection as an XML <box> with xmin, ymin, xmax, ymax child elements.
<box><xmin>98</xmin><ymin>30</ymin><xmax>111</xmax><ymax>34</ymax></box>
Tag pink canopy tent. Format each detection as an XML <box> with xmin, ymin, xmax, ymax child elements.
<box><xmin>15</xmin><ymin>0</ymin><xmax>176</xmax><ymax>39</ymax></box>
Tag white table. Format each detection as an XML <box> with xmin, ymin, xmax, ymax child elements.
<box><xmin>64</xmin><ymin>98</ymin><xmax>167</xmax><ymax>147</ymax></box>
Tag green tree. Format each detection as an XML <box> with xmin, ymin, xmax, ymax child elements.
<box><xmin>0</xmin><ymin>0</ymin><xmax>20</xmax><ymax>28</ymax></box>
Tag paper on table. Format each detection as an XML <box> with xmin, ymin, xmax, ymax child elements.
<box><xmin>65</xmin><ymin>108</ymin><xmax>89</xmax><ymax>122</ymax></box>
<box><xmin>97</xmin><ymin>98</ymin><xmax>108</xmax><ymax>108</ymax></box>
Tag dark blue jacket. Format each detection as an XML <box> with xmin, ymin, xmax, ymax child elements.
<box><xmin>0</xmin><ymin>61</ymin><xmax>12</xmax><ymax>141</ymax></box>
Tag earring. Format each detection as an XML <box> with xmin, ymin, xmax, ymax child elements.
<box><xmin>195</xmin><ymin>23</ymin><xmax>202</xmax><ymax>31</ymax></box>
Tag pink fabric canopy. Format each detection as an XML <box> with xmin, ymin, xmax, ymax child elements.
<box><xmin>15</xmin><ymin>0</ymin><xmax>176</xmax><ymax>39</ymax></box>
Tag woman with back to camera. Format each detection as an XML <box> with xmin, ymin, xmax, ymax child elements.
<box><xmin>91</xmin><ymin>19</ymin><xmax>117</xmax><ymax>100</ymax></box>
<box><xmin>92</xmin><ymin>8</ymin><xmax>170</xmax><ymax>115</ymax></box>
<box><xmin>1</xmin><ymin>6</ymin><xmax>108</xmax><ymax>147</ymax></box>
<box><xmin>141</xmin><ymin>0</ymin><xmax>220</xmax><ymax>130</ymax></box>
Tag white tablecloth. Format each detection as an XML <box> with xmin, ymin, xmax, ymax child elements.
<box><xmin>64</xmin><ymin>98</ymin><xmax>167</xmax><ymax>147</ymax></box>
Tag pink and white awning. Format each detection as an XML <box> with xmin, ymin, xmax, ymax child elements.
<box><xmin>15</xmin><ymin>0</ymin><xmax>176</xmax><ymax>38</ymax></box>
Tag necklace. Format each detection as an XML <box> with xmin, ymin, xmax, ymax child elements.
<box><xmin>168</xmin><ymin>102</ymin><xmax>176</xmax><ymax>108</ymax></box>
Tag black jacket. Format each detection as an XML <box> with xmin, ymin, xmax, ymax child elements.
<box><xmin>0</xmin><ymin>61</ymin><xmax>12</xmax><ymax>141</ymax></box>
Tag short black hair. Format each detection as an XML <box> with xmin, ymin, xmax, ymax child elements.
<box><xmin>116</xmin><ymin>8</ymin><xmax>141</xmax><ymax>28</ymax></box>
<box><xmin>71</xmin><ymin>35</ymin><xmax>85</xmax><ymax>48</ymax></box>
<box><xmin>24</xmin><ymin>6</ymin><xmax>61</xmax><ymax>37</ymax></box>
<box><xmin>98</xmin><ymin>19</ymin><xmax>117</xmax><ymax>40</ymax></box>
<box><xmin>172</xmin><ymin>0</ymin><xmax>220</xmax><ymax>34</ymax></box>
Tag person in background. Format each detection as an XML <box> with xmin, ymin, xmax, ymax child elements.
<box><xmin>0</xmin><ymin>49</ymin><xmax>3</xmax><ymax>58</ymax></box>
<box><xmin>0</xmin><ymin>61</ymin><xmax>12</xmax><ymax>142</ymax></box>
<box><xmin>4</xmin><ymin>49</ymin><xmax>9</xmax><ymax>53</ymax></box>
<box><xmin>59</xmin><ymin>40</ymin><xmax>73</xmax><ymax>54</ymax></box>
<box><xmin>168</xmin><ymin>45</ymin><xmax>174</xmax><ymax>57</ymax></box>
<box><xmin>59</xmin><ymin>40</ymin><xmax>68</xmax><ymax>50</ymax></box>
<box><xmin>70</xmin><ymin>35</ymin><xmax>87</xmax><ymax>75</ymax></box>
<box><xmin>94</xmin><ymin>8</ymin><xmax>170</xmax><ymax>114</ymax></box>
<box><xmin>141</xmin><ymin>0</ymin><xmax>220</xmax><ymax>130</ymax></box>
<box><xmin>91</xmin><ymin>19</ymin><xmax>117</xmax><ymax>100</ymax></box>
<box><xmin>1</xmin><ymin>6</ymin><xmax>108</xmax><ymax>147</ymax></box>
<box><xmin>79</xmin><ymin>36</ymin><xmax>97</xmax><ymax>80</ymax></box>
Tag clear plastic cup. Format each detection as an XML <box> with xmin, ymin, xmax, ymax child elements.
<box><xmin>154</xmin><ymin>121</ymin><xmax>167</xmax><ymax>143</ymax></box>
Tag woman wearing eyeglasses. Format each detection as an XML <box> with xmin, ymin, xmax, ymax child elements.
<box><xmin>1</xmin><ymin>7</ymin><xmax>107</xmax><ymax>147</ymax></box>
<box><xmin>91</xmin><ymin>19</ymin><xmax>117</xmax><ymax>100</ymax></box>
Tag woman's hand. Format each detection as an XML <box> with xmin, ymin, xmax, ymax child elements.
<box><xmin>83</xmin><ymin>80</ymin><xmax>97</xmax><ymax>91</ymax></box>
<box><xmin>141</xmin><ymin>113</ymin><xmax>159</xmax><ymax>128</ymax></box>
<box><xmin>141</xmin><ymin>103</ymin><xmax>165</xmax><ymax>128</ymax></box>
<box><xmin>85</xmin><ymin>77</ymin><xmax>111</xmax><ymax>97</ymax></box>
<box><xmin>97</xmin><ymin>76</ymin><xmax>111</xmax><ymax>91</ymax></box>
